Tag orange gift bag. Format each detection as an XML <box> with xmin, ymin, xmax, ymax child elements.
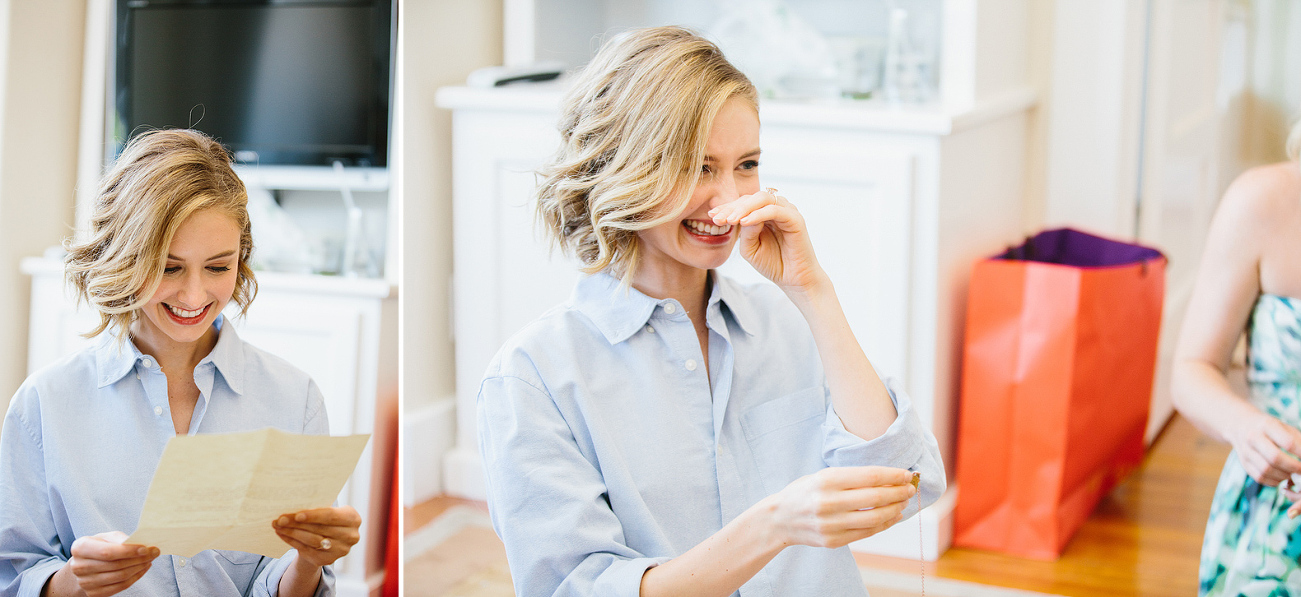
<box><xmin>952</xmin><ymin>228</ymin><xmax>1166</xmax><ymax>560</ymax></box>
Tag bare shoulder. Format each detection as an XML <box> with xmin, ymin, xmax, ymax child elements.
<box><xmin>1218</xmin><ymin>162</ymin><xmax>1301</xmax><ymax>228</ymax></box>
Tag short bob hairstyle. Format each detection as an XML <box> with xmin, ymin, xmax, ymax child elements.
<box><xmin>536</xmin><ymin>26</ymin><xmax>758</xmax><ymax>284</ymax></box>
<box><xmin>65</xmin><ymin>128</ymin><xmax>256</xmax><ymax>339</ymax></box>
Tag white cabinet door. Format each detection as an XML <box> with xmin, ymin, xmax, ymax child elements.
<box><xmin>233</xmin><ymin>297</ymin><xmax>364</xmax><ymax>438</ymax></box>
<box><xmin>722</xmin><ymin>126</ymin><xmax>918</xmax><ymax>382</ymax></box>
<box><xmin>450</xmin><ymin>110</ymin><xmax>580</xmax><ymax>456</ymax></box>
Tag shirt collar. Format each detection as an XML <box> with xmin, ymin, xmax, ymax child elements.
<box><xmin>93</xmin><ymin>314</ymin><xmax>245</xmax><ymax>393</ymax></box>
<box><xmin>709</xmin><ymin>274</ymin><xmax>757</xmax><ymax>338</ymax></box>
<box><xmin>572</xmin><ymin>271</ymin><xmax>757</xmax><ymax>344</ymax></box>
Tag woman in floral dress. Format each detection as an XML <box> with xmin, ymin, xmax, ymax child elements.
<box><xmin>1174</xmin><ymin>117</ymin><xmax>1301</xmax><ymax>595</ymax></box>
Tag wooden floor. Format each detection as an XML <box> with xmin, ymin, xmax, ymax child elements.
<box><xmin>405</xmin><ymin>414</ymin><xmax>1232</xmax><ymax>596</ymax></box>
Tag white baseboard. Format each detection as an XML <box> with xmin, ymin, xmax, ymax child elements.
<box><xmin>443</xmin><ymin>447</ymin><xmax>489</xmax><ymax>501</ymax></box>
<box><xmin>851</xmin><ymin>484</ymin><xmax>957</xmax><ymax>561</ymax></box>
<box><xmin>403</xmin><ymin>398</ymin><xmax>456</xmax><ymax>507</ymax></box>
<box><xmin>860</xmin><ymin>565</ymin><xmax>1063</xmax><ymax>597</ymax></box>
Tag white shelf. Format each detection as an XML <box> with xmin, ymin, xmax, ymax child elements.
<box><xmin>435</xmin><ymin>84</ymin><xmax>1036</xmax><ymax>136</ymax></box>
<box><xmin>20</xmin><ymin>257</ymin><xmax>396</xmax><ymax>299</ymax></box>
<box><xmin>233</xmin><ymin>165</ymin><xmax>390</xmax><ymax>192</ymax></box>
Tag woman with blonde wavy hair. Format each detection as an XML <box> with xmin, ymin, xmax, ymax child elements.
<box><xmin>0</xmin><ymin>129</ymin><xmax>360</xmax><ymax>597</ymax></box>
<box><xmin>1174</xmin><ymin>116</ymin><xmax>1301</xmax><ymax>595</ymax></box>
<box><xmin>477</xmin><ymin>26</ymin><xmax>944</xmax><ymax>597</ymax></box>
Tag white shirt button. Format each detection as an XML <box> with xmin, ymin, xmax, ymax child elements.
<box><xmin>685</xmin><ymin>359</ymin><xmax>697</xmax><ymax>371</ymax></box>
<box><xmin>142</xmin><ymin>357</ymin><xmax>154</xmax><ymax>368</ymax></box>
<box><xmin>645</xmin><ymin>325</ymin><xmax>655</xmax><ymax>334</ymax></box>
<box><xmin>178</xmin><ymin>558</ymin><xmax>187</xmax><ymax>567</ymax></box>
<box><xmin>664</xmin><ymin>304</ymin><xmax>677</xmax><ymax>314</ymax></box>
<box><xmin>154</xmin><ymin>406</ymin><xmax>163</xmax><ymax>416</ymax></box>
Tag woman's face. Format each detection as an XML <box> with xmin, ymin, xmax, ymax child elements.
<box><xmin>135</xmin><ymin>208</ymin><xmax>241</xmax><ymax>349</ymax></box>
<box><xmin>636</xmin><ymin>96</ymin><xmax>761</xmax><ymax>279</ymax></box>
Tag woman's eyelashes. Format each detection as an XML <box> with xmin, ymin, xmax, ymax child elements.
<box><xmin>162</xmin><ymin>264</ymin><xmax>233</xmax><ymax>275</ymax></box>
<box><xmin>700</xmin><ymin>160</ymin><xmax>761</xmax><ymax>176</ymax></box>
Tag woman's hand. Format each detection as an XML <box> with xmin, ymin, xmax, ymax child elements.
<box><xmin>52</xmin><ymin>531</ymin><xmax>158</xmax><ymax>597</ymax></box>
<box><xmin>271</xmin><ymin>506</ymin><xmax>361</xmax><ymax>567</ymax></box>
<box><xmin>761</xmin><ymin>466</ymin><xmax>916</xmax><ymax>549</ymax></box>
<box><xmin>1226</xmin><ymin>409</ymin><xmax>1301</xmax><ymax>488</ymax></box>
<box><xmin>709</xmin><ymin>189</ymin><xmax>828</xmax><ymax>295</ymax></box>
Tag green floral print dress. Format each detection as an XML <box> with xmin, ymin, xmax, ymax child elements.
<box><xmin>1201</xmin><ymin>294</ymin><xmax>1301</xmax><ymax>596</ymax></box>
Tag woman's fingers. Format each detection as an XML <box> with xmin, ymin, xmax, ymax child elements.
<box><xmin>772</xmin><ymin>467</ymin><xmax>918</xmax><ymax>548</ymax></box>
<box><xmin>709</xmin><ymin>189</ymin><xmax>777</xmax><ymax>225</ymax></box>
<box><xmin>1262</xmin><ymin>419</ymin><xmax>1301</xmax><ymax>459</ymax></box>
<box><xmin>274</xmin><ymin>525</ymin><xmax>328</xmax><ymax>549</ymax></box>
<box><xmin>69</xmin><ymin>552</ymin><xmax>157</xmax><ymax>576</ymax></box>
<box><xmin>275</xmin><ymin>531</ymin><xmax>317</xmax><ymax>555</ymax></box>
<box><xmin>813</xmin><ymin>502</ymin><xmax>910</xmax><ymax>548</ymax></box>
<box><xmin>84</xmin><ymin>563</ymin><xmax>152</xmax><ymax>597</ymax></box>
<box><xmin>838</xmin><ymin>499</ymin><xmax>910</xmax><ymax>530</ymax></box>
<box><xmin>1241</xmin><ymin>449</ymin><xmax>1284</xmax><ymax>486</ymax></box>
<box><xmin>274</xmin><ymin>520</ymin><xmax>361</xmax><ymax>545</ymax></box>
<box><xmin>273</xmin><ymin>506</ymin><xmax>362</xmax><ymax>552</ymax></box>
<box><xmin>737</xmin><ymin>204</ymin><xmax>802</xmax><ymax>232</ymax></box>
<box><xmin>823</xmin><ymin>484</ymin><xmax>915</xmax><ymax>514</ymax></box>
<box><xmin>816</xmin><ymin>466</ymin><xmax>914</xmax><ymax>491</ymax></box>
<box><xmin>1260</xmin><ymin>424</ymin><xmax>1301</xmax><ymax>476</ymax></box>
<box><xmin>71</xmin><ymin>535</ymin><xmax>155</xmax><ymax>563</ymax></box>
<box><xmin>280</xmin><ymin>506</ymin><xmax>362</xmax><ymax>528</ymax></box>
<box><xmin>75</xmin><ymin>561</ymin><xmax>152</xmax><ymax>588</ymax></box>
<box><xmin>275</xmin><ymin>525</ymin><xmax>352</xmax><ymax>567</ymax></box>
<box><xmin>62</xmin><ymin>532</ymin><xmax>158</xmax><ymax>596</ymax></box>
<box><xmin>1244</xmin><ymin>434</ymin><xmax>1298</xmax><ymax>485</ymax></box>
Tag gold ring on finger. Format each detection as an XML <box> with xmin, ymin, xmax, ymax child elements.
<box><xmin>319</xmin><ymin>538</ymin><xmax>332</xmax><ymax>550</ymax></box>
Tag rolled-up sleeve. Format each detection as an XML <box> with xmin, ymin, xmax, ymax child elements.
<box><xmin>478</xmin><ymin>374</ymin><xmax>668</xmax><ymax>597</ymax></box>
<box><xmin>821</xmin><ymin>377</ymin><xmax>946</xmax><ymax>507</ymax></box>
<box><xmin>0</xmin><ymin>387</ymin><xmax>64</xmax><ymax>597</ymax></box>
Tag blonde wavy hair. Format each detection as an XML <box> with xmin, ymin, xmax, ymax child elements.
<box><xmin>65</xmin><ymin>128</ymin><xmax>256</xmax><ymax>340</ymax></box>
<box><xmin>536</xmin><ymin>26</ymin><xmax>758</xmax><ymax>284</ymax></box>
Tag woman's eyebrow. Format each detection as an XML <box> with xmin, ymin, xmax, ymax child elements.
<box><xmin>703</xmin><ymin>148</ymin><xmax>762</xmax><ymax>161</ymax></box>
<box><xmin>165</xmin><ymin>250</ymin><xmax>237</xmax><ymax>261</ymax></box>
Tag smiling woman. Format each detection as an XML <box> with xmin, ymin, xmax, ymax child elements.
<box><xmin>64</xmin><ymin>130</ymin><xmax>257</xmax><ymax>343</ymax></box>
<box><xmin>0</xmin><ymin>129</ymin><xmax>361</xmax><ymax>597</ymax></box>
<box><xmin>477</xmin><ymin>26</ymin><xmax>944</xmax><ymax>597</ymax></box>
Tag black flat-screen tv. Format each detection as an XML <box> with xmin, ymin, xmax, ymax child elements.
<box><xmin>114</xmin><ymin>0</ymin><xmax>392</xmax><ymax>167</ymax></box>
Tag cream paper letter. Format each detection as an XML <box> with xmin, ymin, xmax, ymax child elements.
<box><xmin>127</xmin><ymin>428</ymin><xmax>369</xmax><ymax>558</ymax></box>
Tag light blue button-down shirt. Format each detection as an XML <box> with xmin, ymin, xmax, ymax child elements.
<box><xmin>0</xmin><ymin>316</ymin><xmax>334</xmax><ymax>597</ymax></box>
<box><xmin>478</xmin><ymin>272</ymin><xmax>945</xmax><ymax>597</ymax></box>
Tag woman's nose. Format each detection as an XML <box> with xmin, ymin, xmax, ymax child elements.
<box><xmin>177</xmin><ymin>273</ymin><xmax>205</xmax><ymax>307</ymax></box>
<box><xmin>707</xmin><ymin>174</ymin><xmax>741</xmax><ymax>209</ymax></box>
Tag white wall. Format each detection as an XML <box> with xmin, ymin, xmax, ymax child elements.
<box><xmin>1237</xmin><ymin>0</ymin><xmax>1301</xmax><ymax>168</ymax></box>
<box><xmin>400</xmin><ymin>0</ymin><xmax>502</xmax><ymax>502</ymax></box>
<box><xmin>0</xmin><ymin>0</ymin><xmax>86</xmax><ymax>415</ymax></box>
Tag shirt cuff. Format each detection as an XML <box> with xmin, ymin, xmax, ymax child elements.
<box><xmin>821</xmin><ymin>377</ymin><xmax>924</xmax><ymax>469</ymax></box>
<box><xmin>17</xmin><ymin>556</ymin><xmax>64</xmax><ymax>597</ymax></box>
<box><xmin>591</xmin><ymin>556</ymin><xmax>671</xmax><ymax>597</ymax></box>
<box><xmin>255</xmin><ymin>553</ymin><xmax>335</xmax><ymax>597</ymax></box>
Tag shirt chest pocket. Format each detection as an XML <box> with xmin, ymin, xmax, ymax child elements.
<box><xmin>740</xmin><ymin>387</ymin><xmax>828</xmax><ymax>494</ymax></box>
<box><xmin>214</xmin><ymin>550</ymin><xmax>263</xmax><ymax>567</ymax></box>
